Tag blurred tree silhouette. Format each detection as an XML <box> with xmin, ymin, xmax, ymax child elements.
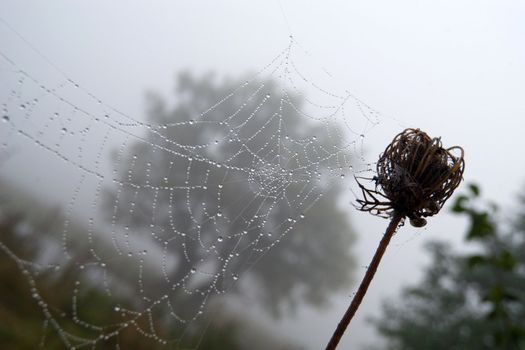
<box><xmin>371</xmin><ymin>184</ymin><xmax>525</xmax><ymax>350</ymax></box>
<box><xmin>1</xmin><ymin>72</ymin><xmax>356</xmax><ymax>349</ymax></box>
<box><xmin>104</xmin><ymin>72</ymin><xmax>356</xmax><ymax>318</ymax></box>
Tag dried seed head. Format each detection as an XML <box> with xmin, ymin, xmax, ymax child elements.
<box><xmin>357</xmin><ymin>128</ymin><xmax>465</xmax><ymax>226</ymax></box>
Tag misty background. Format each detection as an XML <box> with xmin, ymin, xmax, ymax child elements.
<box><xmin>1</xmin><ymin>1</ymin><xmax>524</xmax><ymax>349</ymax></box>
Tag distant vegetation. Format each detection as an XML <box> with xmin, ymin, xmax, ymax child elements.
<box><xmin>372</xmin><ymin>184</ymin><xmax>525</xmax><ymax>350</ymax></box>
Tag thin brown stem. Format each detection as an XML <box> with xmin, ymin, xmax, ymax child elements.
<box><xmin>325</xmin><ymin>213</ymin><xmax>403</xmax><ymax>350</ymax></box>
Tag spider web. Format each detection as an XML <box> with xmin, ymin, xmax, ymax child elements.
<box><xmin>0</xmin><ymin>18</ymin><xmax>387</xmax><ymax>349</ymax></box>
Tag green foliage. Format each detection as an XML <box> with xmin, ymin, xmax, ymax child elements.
<box><xmin>0</xmin><ymin>206</ymin><xmax>134</xmax><ymax>348</ymax></box>
<box><xmin>371</xmin><ymin>183</ymin><xmax>525</xmax><ymax>350</ymax></box>
<box><xmin>0</xmin><ymin>183</ymin><xmax>299</xmax><ymax>349</ymax></box>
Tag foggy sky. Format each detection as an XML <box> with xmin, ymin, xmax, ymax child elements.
<box><xmin>1</xmin><ymin>1</ymin><xmax>524</xmax><ymax>349</ymax></box>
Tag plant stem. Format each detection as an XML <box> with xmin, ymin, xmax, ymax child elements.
<box><xmin>325</xmin><ymin>213</ymin><xmax>403</xmax><ymax>350</ymax></box>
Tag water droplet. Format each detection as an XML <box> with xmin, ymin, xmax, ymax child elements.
<box><xmin>359</xmin><ymin>134</ymin><xmax>365</xmax><ymax>139</ymax></box>
<box><xmin>232</xmin><ymin>274</ymin><xmax>239</xmax><ymax>280</ymax></box>
<box><xmin>217</xmin><ymin>236</ymin><xmax>223</xmax><ymax>242</ymax></box>
<box><xmin>300</xmin><ymin>214</ymin><xmax>305</xmax><ymax>219</ymax></box>
<box><xmin>2</xmin><ymin>115</ymin><xmax>8</xmax><ymax>123</ymax></box>
<box><xmin>340</xmin><ymin>174</ymin><xmax>345</xmax><ymax>178</ymax></box>
<box><xmin>61</xmin><ymin>128</ymin><xmax>67</xmax><ymax>134</ymax></box>
<box><xmin>218</xmin><ymin>184</ymin><xmax>223</xmax><ymax>189</ymax></box>
<box><xmin>266</xmin><ymin>93</ymin><xmax>271</xmax><ymax>98</ymax></box>
<box><xmin>114</xmin><ymin>306</ymin><xmax>120</xmax><ymax>312</ymax></box>
<box><xmin>190</xmin><ymin>268</ymin><xmax>196</xmax><ymax>274</ymax></box>
<box><xmin>19</xmin><ymin>104</ymin><xmax>26</xmax><ymax>110</ymax></box>
<box><xmin>216</xmin><ymin>211</ymin><xmax>222</xmax><ymax>217</ymax></box>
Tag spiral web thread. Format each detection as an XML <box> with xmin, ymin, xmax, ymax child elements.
<box><xmin>0</xmin><ymin>22</ymin><xmax>382</xmax><ymax>349</ymax></box>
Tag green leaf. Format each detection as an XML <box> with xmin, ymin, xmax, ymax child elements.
<box><xmin>484</xmin><ymin>285</ymin><xmax>504</xmax><ymax>303</ymax></box>
<box><xmin>466</xmin><ymin>254</ymin><xmax>487</xmax><ymax>268</ymax></box>
<box><xmin>495</xmin><ymin>250</ymin><xmax>517</xmax><ymax>271</ymax></box>
<box><xmin>451</xmin><ymin>195</ymin><xmax>469</xmax><ymax>213</ymax></box>
<box><xmin>468</xmin><ymin>183</ymin><xmax>480</xmax><ymax>197</ymax></box>
<box><xmin>466</xmin><ymin>212</ymin><xmax>495</xmax><ymax>240</ymax></box>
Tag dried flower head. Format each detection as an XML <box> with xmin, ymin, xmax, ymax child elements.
<box><xmin>356</xmin><ymin>128</ymin><xmax>465</xmax><ymax>227</ymax></box>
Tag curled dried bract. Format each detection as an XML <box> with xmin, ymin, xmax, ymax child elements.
<box><xmin>356</xmin><ymin>128</ymin><xmax>465</xmax><ymax>227</ymax></box>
